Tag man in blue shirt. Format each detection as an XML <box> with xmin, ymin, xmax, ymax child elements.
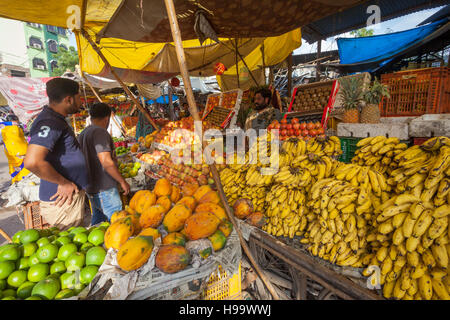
<box><xmin>24</xmin><ymin>78</ymin><xmax>88</xmax><ymax>230</ymax></box>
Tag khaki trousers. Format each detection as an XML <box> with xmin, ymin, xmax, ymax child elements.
<box><xmin>40</xmin><ymin>190</ymin><xmax>86</xmax><ymax>230</ymax></box>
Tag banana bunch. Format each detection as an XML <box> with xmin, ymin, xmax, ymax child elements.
<box><xmin>352</xmin><ymin>136</ymin><xmax>408</xmax><ymax>176</ymax></box>
<box><xmin>281</xmin><ymin>137</ymin><xmax>306</xmax><ymax>158</ymax></box>
<box><xmin>333</xmin><ymin>162</ymin><xmax>391</xmax><ymax>217</ymax></box>
<box><xmin>301</xmin><ymin>178</ymin><xmax>373</xmax><ymax>267</ymax></box>
<box><xmin>306</xmin><ymin>136</ymin><xmax>343</xmax><ymax>158</ymax></box>
<box><xmin>246</xmin><ymin>165</ymin><xmax>275</xmax><ymax>186</ymax></box>
<box><xmin>220</xmin><ymin>167</ymin><xmax>246</xmax><ymax>204</ymax></box>
<box><xmin>240</xmin><ymin>185</ymin><xmax>267</xmax><ymax>212</ymax></box>
<box><xmin>362</xmin><ymin>193</ymin><xmax>450</xmax><ymax>300</ymax></box>
<box><xmin>274</xmin><ymin>154</ymin><xmax>336</xmax><ymax>190</ymax></box>
<box><xmin>387</xmin><ymin>138</ymin><xmax>450</xmax><ymax>204</ymax></box>
<box><xmin>263</xmin><ymin>184</ymin><xmax>308</xmax><ymax>239</ymax></box>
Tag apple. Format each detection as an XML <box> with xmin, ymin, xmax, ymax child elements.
<box><xmin>306</xmin><ymin>122</ymin><xmax>314</xmax><ymax>131</ymax></box>
<box><xmin>281</xmin><ymin>129</ymin><xmax>287</xmax><ymax>136</ymax></box>
<box><xmin>280</xmin><ymin>118</ymin><xmax>288</xmax><ymax>125</ymax></box>
<box><xmin>294</xmin><ymin>129</ymin><xmax>301</xmax><ymax>136</ymax></box>
<box><xmin>300</xmin><ymin>123</ymin><xmax>306</xmax><ymax>130</ymax></box>
<box><xmin>293</xmin><ymin>123</ymin><xmax>300</xmax><ymax>130</ymax></box>
<box><xmin>301</xmin><ymin>130</ymin><xmax>309</xmax><ymax>137</ymax></box>
<box><xmin>291</xmin><ymin>118</ymin><xmax>299</xmax><ymax>124</ymax></box>
<box><xmin>286</xmin><ymin>124</ymin><xmax>293</xmax><ymax>130</ymax></box>
<box><xmin>310</xmin><ymin>129</ymin><xmax>317</xmax><ymax>137</ymax></box>
<box><xmin>287</xmin><ymin>129</ymin><xmax>294</xmax><ymax>136</ymax></box>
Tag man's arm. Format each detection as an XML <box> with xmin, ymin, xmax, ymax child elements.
<box><xmin>24</xmin><ymin>144</ymin><xmax>78</xmax><ymax>206</ymax></box>
<box><xmin>97</xmin><ymin>151</ymin><xmax>130</xmax><ymax>195</ymax></box>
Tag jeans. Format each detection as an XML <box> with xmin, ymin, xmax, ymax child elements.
<box><xmin>87</xmin><ymin>187</ymin><xmax>123</xmax><ymax>226</ymax></box>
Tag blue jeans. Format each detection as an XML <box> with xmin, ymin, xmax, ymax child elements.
<box><xmin>87</xmin><ymin>187</ymin><xmax>123</xmax><ymax>226</ymax></box>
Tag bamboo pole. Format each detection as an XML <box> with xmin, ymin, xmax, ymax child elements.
<box><xmin>235</xmin><ymin>39</ymin><xmax>240</xmax><ymax>89</ymax></box>
<box><xmin>0</xmin><ymin>228</ymin><xmax>12</xmax><ymax>243</ymax></box>
<box><xmin>80</xmin><ymin>29</ymin><xmax>159</xmax><ymax>131</ymax></box>
<box><xmin>81</xmin><ymin>73</ymin><xmax>128</xmax><ymax>137</ymax></box>
<box><xmin>163</xmin><ymin>0</ymin><xmax>280</xmax><ymax>300</ymax></box>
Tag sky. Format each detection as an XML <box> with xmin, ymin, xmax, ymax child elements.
<box><xmin>293</xmin><ymin>6</ymin><xmax>444</xmax><ymax>55</ymax></box>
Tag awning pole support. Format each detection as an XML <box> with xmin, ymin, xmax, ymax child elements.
<box><xmin>80</xmin><ymin>28</ymin><xmax>159</xmax><ymax>131</ymax></box>
<box><xmin>163</xmin><ymin>0</ymin><xmax>280</xmax><ymax>300</ymax></box>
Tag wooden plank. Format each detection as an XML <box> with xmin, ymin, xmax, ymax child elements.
<box><xmin>250</xmin><ymin>229</ymin><xmax>383</xmax><ymax>300</ymax></box>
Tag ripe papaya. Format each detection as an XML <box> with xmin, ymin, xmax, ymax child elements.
<box><xmin>176</xmin><ymin>197</ymin><xmax>196</xmax><ymax>211</ymax></box>
<box><xmin>245</xmin><ymin>212</ymin><xmax>267</xmax><ymax>228</ymax></box>
<box><xmin>156</xmin><ymin>196</ymin><xmax>172</xmax><ymax>213</ymax></box>
<box><xmin>208</xmin><ymin>230</ymin><xmax>227</xmax><ymax>252</ymax></box>
<box><xmin>117</xmin><ymin>236</ymin><xmax>154</xmax><ymax>271</ymax></box>
<box><xmin>129</xmin><ymin>190</ymin><xmax>146</xmax><ymax>211</ymax></box>
<box><xmin>162</xmin><ymin>232</ymin><xmax>187</xmax><ymax>246</ymax></box>
<box><xmin>184</xmin><ymin>211</ymin><xmax>220</xmax><ymax>240</ymax></box>
<box><xmin>181</xmin><ymin>183</ymin><xmax>199</xmax><ymax>197</ymax></box>
<box><xmin>135</xmin><ymin>191</ymin><xmax>157</xmax><ymax>214</ymax></box>
<box><xmin>138</xmin><ymin>227</ymin><xmax>161</xmax><ymax>240</ymax></box>
<box><xmin>104</xmin><ymin>217</ymin><xmax>134</xmax><ymax>250</ymax></box>
<box><xmin>154</xmin><ymin>178</ymin><xmax>172</xmax><ymax>197</ymax></box>
<box><xmin>218</xmin><ymin>220</ymin><xmax>233</xmax><ymax>237</ymax></box>
<box><xmin>110</xmin><ymin>211</ymin><xmax>128</xmax><ymax>224</ymax></box>
<box><xmin>163</xmin><ymin>204</ymin><xmax>192</xmax><ymax>232</ymax></box>
<box><xmin>195</xmin><ymin>203</ymin><xmax>227</xmax><ymax>221</ymax></box>
<box><xmin>170</xmin><ymin>186</ymin><xmax>182</xmax><ymax>203</ymax></box>
<box><xmin>139</xmin><ymin>204</ymin><xmax>166</xmax><ymax>229</ymax></box>
<box><xmin>193</xmin><ymin>185</ymin><xmax>212</xmax><ymax>202</ymax></box>
<box><xmin>155</xmin><ymin>245</ymin><xmax>190</xmax><ymax>273</ymax></box>
<box><xmin>198</xmin><ymin>191</ymin><xmax>220</xmax><ymax>205</ymax></box>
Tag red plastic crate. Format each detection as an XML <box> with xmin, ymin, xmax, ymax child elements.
<box><xmin>380</xmin><ymin>67</ymin><xmax>450</xmax><ymax>117</ymax></box>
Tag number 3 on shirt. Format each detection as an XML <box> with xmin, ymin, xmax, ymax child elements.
<box><xmin>38</xmin><ymin>126</ymin><xmax>50</xmax><ymax>138</ymax></box>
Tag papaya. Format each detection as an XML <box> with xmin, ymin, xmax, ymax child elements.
<box><xmin>218</xmin><ymin>220</ymin><xmax>233</xmax><ymax>237</ymax></box>
<box><xmin>176</xmin><ymin>197</ymin><xmax>196</xmax><ymax>211</ymax></box>
<box><xmin>128</xmin><ymin>213</ymin><xmax>142</xmax><ymax>235</ymax></box>
<box><xmin>104</xmin><ymin>217</ymin><xmax>134</xmax><ymax>250</ymax></box>
<box><xmin>154</xmin><ymin>178</ymin><xmax>172</xmax><ymax>197</ymax></box>
<box><xmin>163</xmin><ymin>204</ymin><xmax>192</xmax><ymax>232</ymax></box>
<box><xmin>184</xmin><ymin>211</ymin><xmax>220</xmax><ymax>240</ymax></box>
<box><xmin>179</xmin><ymin>228</ymin><xmax>187</xmax><ymax>238</ymax></box>
<box><xmin>135</xmin><ymin>191</ymin><xmax>157</xmax><ymax>214</ymax></box>
<box><xmin>170</xmin><ymin>186</ymin><xmax>182</xmax><ymax>203</ymax></box>
<box><xmin>198</xmin><ymin>190</ymin><xmax>220</xmax><ymax>205</ymax></box>
<box><xmin>195</xmin><ymin>203</ymin><xmax>227</xmax><ymax>221</ymax></box>
<box><xmin>181</xmin><ymin>183</ymin><xmax>199</xmax><ymax>197</ymax></box>
<box><xmin>199</xmin><ymin>247</ymin><xmax>212</xmax><ymax>259</ymax></box>
<box><xmin>110</xmin><ymin>211</ymin><xmax>128</xmax><ymax>224</ymax></box>
<box><xmin>138</xmin><ymin>227</ymin><xmax>161</xmax><ymax>240</ymax></box>
<box><xmin>124</xmin><ymin>205</ymin><xmax>136</xmax><ymax>215</ymax></box>
<box><xmin>129</xmin><ymin>190</ymin><xmax>147</xmax><ymax>211</ymax></box>
<box><xmin>193</xmin><ymin>185</ymin><xmax>212</xmax><ymax>202</ymax></box>
<box><xmin>139</xmin><ymin>204</ymin><xmax>166</xmax><ymax>229</ymax></box>
<box><xmin>233</xmin><ymin>198</ymin><xmax>253</xmax><ymax>219</ymax></box>
<box><xmin>156</xmin><ymin>196</ymin><xmax>172</xmax><ymax>213</ymax></box>
<box><xmin>162</xmin><ymin>232</ymin><xmax>187</xmax><ymax>246</ymax></box>
<box><xmin>208</xmin><ymin>230</ymin><xmax>227</xmax><ymax>252</ymax></box>
<box><xmin>155</xmin><ymin>244</ymin><xmax>191</xmax><ymax>273</ymax></box>
<box><xmin>155</xmin><ymin>245</ymin><xmax>190</xmax><ymax>274</ymax></box>
<box><xmin>117</xmin><ymin>236</ymin><xmax>154</xmax><ymax>271</ymax></box>
<box><xmin>245</xmin><ymin>212</ymin><xmax>267</xmax><ymax>228</ymax></box>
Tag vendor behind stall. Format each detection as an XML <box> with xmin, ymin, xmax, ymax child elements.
<box><xmin>0</xmin><ymin>115</ymin><xmax>31</xmax><ymax>183</ymax></box>
<box><xmin>244</xmin><ymin>88</ymin><xmax>283</xmax><ymax>131</ymax></box>
<box><xmin>78</xmin><ymin>103</ymin><xmax>130</xmax><ymax>225</ymax></box>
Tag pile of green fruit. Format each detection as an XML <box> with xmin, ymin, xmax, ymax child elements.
<box><xmin>118</xmin><ymin>161</ymin><xmax>141</xmax><ymax>179</ymax></box>
<box><xmin>115</xmin><ymin>146</ymin><xmax>130</xmax><ymax>156</ymax></box>
<box><xmin>0</xmin><ymin>223</ymin><xmax>109</xmax><ymax>300</ymax></box>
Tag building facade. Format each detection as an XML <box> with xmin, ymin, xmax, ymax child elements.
<box><xmin>23</xmin><ymin>22</ymin><xmax>70</xmax><ymax>77</ymax></box>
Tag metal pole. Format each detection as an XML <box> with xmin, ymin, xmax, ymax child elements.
<box><xmin>316</xmin><ymin>40</ymin><xmax>322</xmax><ymax>82</ymax></box>
<box><xmin>287</xmin><ymin>52</ymin><xmax>293</xmax><ymax>97</ymax></box>
<box><xmin>163</xmin><ymin>0</ymin><xmax>280</xmax><ymax>300</ymax></box>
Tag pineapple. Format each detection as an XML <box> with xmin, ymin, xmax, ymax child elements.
<box><xmin>339</xmin><ymin>77</ymin><xmax>363</xmax><ymax>123</ymax></box>
<box><xmin>361</xmin><ymin>79</ymin><xmax>390</xmax><ymax>124</ymax></box>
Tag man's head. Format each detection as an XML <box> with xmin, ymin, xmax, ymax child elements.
<box><xmin>254</xmin><ymin>88</ymin><xmax>272</xmax><ymax>111</ymax></box>
<box><xmin>89</xmin><ymin>103</ymin><xmax>112</xmax><ymax>129</ymax></box>
<box><xmin>46</xmin><ymin>78</ymin><xmax>81</xmax><ymax>115</ymax></box>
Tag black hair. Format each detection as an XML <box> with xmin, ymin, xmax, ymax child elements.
<box><xmin>255</xmin><ymin>88</ymin><xmax>272</xmax><ymax>101</ymax></box>
<box><xmin>46</xmin><ymin>78</ymin><xmax>79</xmax><ymax>103</ymax></box>
<box><xmin>89</xmin><ymin>103</ymin><xmax>112</xmax><ymax>119</ymax></box>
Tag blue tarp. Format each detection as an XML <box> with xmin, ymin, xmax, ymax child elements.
<box><xmin>337</xmin><ymin>19</ymin><xmax>448</xmax><ymax>67</ymax></box>
<box><xmin>144</xmin><ymin>95</ymin><xmax>178</xmax><ymax>105</ymax></box>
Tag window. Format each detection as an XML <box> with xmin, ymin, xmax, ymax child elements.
<box><xmin>32</xmin><ymin>58</ymin><xmax>46</xmax><ymax>70</ymax></box>
<box><xmin>47</xmin><ymin>39</ymin><xmax>58</xmax><ymax>53</ymax></box>
<box><xmin>50</xmin><ymin>60</ymin><xmax>58</xmax><ymax>72</ymax></box>
<box><xmin>26</xmin><ymin>22</ymin><xmax>41</xmax><ymax>29</ymax></box>
<box><xmin>29</xmin><ymin>36</ymin><xmax>43</xmax><ymax>50</ymax></box>
<box><xmin>59</xmin><ymin>44</ymin><xmax>68</xmax><ymax>51</ymax></box>
<box><xmin>46</xmin><ymin>25</ymin><xmax>57</xmax><ymax>34</ymax></box>
<box><xmin>10</xmin><ymin>70</ymin><xmax>26</xmax><ymax>77</ymax></box>
<box><xmin>57</xmin><ymin>27</ymin><xmax>67</xmax><ymax>36</ymax></box>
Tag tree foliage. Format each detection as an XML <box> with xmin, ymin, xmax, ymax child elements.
<box><xmin>51</xmin><ymin>46</ymin><xmax>79</xmax><ymax>76</ymax></box>
<box><xmin>350</xmin><ymin>28</ymin><xmax>375</xmax><ymax>38</ymax></box>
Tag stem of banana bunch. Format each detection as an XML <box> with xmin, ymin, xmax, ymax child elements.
<box><xmin>163</xmin><ymin>0</ymin><xmax>280</xmax><ymax>300</ymax></box>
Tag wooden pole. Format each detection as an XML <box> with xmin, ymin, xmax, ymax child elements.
<box><xmin>261</xmin><ymin>43</ymin><xmax>267</xmax><ymax>85</ymax></box>
<box><xmin>235</xmin><ymin>39</ymin><xmax>240</xmax><ymax>89</ymax></box>
<box><xmin>163</xmin><ymin>0</ymin><xmax>280</xmax><ymax>300</ymax></box>
<box><xmin>0</xmin><ymin>228</ymin><xmax>12</xmax><ymax>243</ymax></box>
<box><xmin>287</xmin><ymin>52</ymin><xmax>293</xmax><ymax>98</ymax></box>
<box><xmin>80</xmin><ymin>28</ymin><xmax>159</xmax><ymax>131</ymax></box>
<box><xmin>316</xmin><ymin>40</ymin><xmax>322</xmax><ymax>82</ymax></box>
<box><xmin>81</xmin><ymin>73</ymin><xmax>128</xmax><ymax>137</ymax></box>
